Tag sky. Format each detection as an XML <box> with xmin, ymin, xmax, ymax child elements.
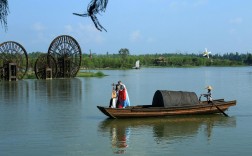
<box><xmin>1</xmin><ymin>0</ymin><xmax>252</xmax><ymax>55</ymax></box>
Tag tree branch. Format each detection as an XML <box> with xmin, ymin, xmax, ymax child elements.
<box><xmin>73</xmin><ymin>0</ymin><xmax>108</xmax><ymax>32</ymax></box>
<box><xmin>0</xmin><ymin>0</ymin><xmax>9</xmax><ymax>31</ymax></box>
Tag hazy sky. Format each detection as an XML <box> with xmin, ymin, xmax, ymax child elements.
<box><xmin>1</xmin><ymin>0</ymin><xmax>252</xmax><ymax>55</ymax></box>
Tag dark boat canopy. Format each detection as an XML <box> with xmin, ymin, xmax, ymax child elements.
<box><xmin>152</xmin><ymin>90</ymin><xmax>199</xmax><ymax>108</ymax></box>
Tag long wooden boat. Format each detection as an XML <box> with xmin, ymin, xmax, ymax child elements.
<box><xmin>97</xmin><ymin>99</ymin><xmax>236</xmax><ymax>119</ymax></box>
<box><xmin>97</xmin><ymin>90</ymin><xmax>236</xmax><ymax>119</ymax></box>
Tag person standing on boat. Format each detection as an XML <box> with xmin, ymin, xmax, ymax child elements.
<box><xmin>118</xmin><ymin>81</ymin><xmax>130</xmax><ymax>108</ymax></box>
<box><xmin>200</xmin><ymin>85</ymin><xmax>213</xmax><ymax>103</ymax></box>
<box><xmin>109</xmin><ymin>86</ymin><xmax>117</xmax><ymax>108</ymax></box>
<box><xmin>109</xmin><ymin>83</ymin><xmax>121</xmax><ymax>108</ymax></box>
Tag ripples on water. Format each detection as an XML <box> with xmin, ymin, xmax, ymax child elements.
<box><xmin>97</xmin><ymin>115</ymin><xmax>237</xmax><ymax>155</ymax></box>
<box><xmin>1</xmin><ymin>67</ymin><xmax>252</xmax><ymax>155</ymax></box>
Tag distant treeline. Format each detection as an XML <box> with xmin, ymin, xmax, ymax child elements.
<box><xmin>28</xmin><ymin>51</ymin><xmax>252</xmax><ymax>69</ymax></box>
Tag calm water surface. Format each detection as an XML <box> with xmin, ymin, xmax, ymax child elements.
<box><xmin>0</xmin><ymin>67</ymin><xmax>252</xmax><ymax>156</ymax></box>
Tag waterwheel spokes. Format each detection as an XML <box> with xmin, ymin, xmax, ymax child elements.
<box><xmin>34</xmin><ymin>54</ymin><xmax>58</xmax><ymax>79</ymax></box>
<box><xmin>48</xmin><ymin>35</ymin><xmax>82</xmax><ymax>78</ymax></box>
<box><xmin>0</xmin><ymin>41</ymin><xmax>28</xmax><ymax>81</ymax></box>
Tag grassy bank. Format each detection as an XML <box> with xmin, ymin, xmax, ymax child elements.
<box><xmin>76</xmin><ymin>71</ymin><xmax>107</xmax><ymax>77</ymax></box>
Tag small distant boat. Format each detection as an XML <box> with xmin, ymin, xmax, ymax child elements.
<box><xmin>132</xmin><ymin>60</ymin><xmax>140</xmax><ymax>69</ymax></box>
<box><xmin>97</xmin><ymin>90</ymin><xmax>236</xmax><ymax>119</ymax></box>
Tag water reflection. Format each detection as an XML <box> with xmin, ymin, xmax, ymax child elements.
<box><xmin>0</xmin><ymin>78</ymin><xmax>82</xmax><ymax>105</ymax></box>
<box><xmin>151</xmin><ymin>115</ymin><xmax>236</xmax><ymax>143</ymax></box>
<box><xmin>33</xmin><ymin>78</ymin><xmax>82</xmax><ymax>104</ymax></box>
<box><xmin>98</xmin><ymin>115</ymin><xmax>236</xmax><ymax>154</ymax></box>
<box><xmin>111</xmin><ymin>125</ymin><xmax>130</xmax><ymax>154</ymax></box>
<box><xmin>99</xmin><ymin>120</ymin><xmax>131</xmax><ymax>154</ymax></box>
<box><xmin>0</xmin><ymin>81</ymin><xmax>29</xmax><ymax>104</ymax></box>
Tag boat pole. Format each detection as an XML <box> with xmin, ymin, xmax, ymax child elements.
<box><xmin>212</xmin><ymin>101</ymin><xmax>229</xmax><ymax>117</ymax></box>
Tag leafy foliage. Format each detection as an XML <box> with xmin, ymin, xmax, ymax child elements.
<box><xmin>0</xmin><ymin>0</ymin><xmax>9</xmax><ymax>31</ymax></box>
<box><xmin>73</xmin><ymin>0</ymin><xmax>108</xmax><ymax>32</ymax></box>
<box><xmin>26</xmin><ymin>51</ymin><xmax>252</xmax><ymax>70</ymax></box>
<box><xmin>118</xmin><ymin>48</ymin><xmax>130</xmax><ymax>68</ymax></box>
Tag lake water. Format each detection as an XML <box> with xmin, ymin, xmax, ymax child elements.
<box><xmin>0</xmin><ymin>67</ymin><xmax>252</xmax><ymax>156</ymax></box>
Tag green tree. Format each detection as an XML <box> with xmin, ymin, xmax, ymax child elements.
<box><xmin>245</xmin><ymin>53</ymin><xmax>252</xmax><ymax>65</ymax></box>
<box><xmin>118</xmin><ymin>48</ymin><xmax>130</xmax><ymax>68</ymax></box>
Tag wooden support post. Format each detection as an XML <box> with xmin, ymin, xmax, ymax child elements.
<box><xmin>9</xmin><ymin>63</ymin><xmax>17</xmax><ymax>81</ymax></box>
<box><xmin>46</xmin><ymin>67</ymin><xmax>52</xmax><ymax>79</ymax></box>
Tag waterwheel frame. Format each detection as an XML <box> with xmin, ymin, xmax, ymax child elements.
<box><xmin>47</xmin><ymin>35</ymin><xmax>82</xmax><ymax>78</ymax></box>
<box><xmin>34</xmin><ymin>54</ymin><xmax>58</xmax><ymax>79</ymax></box>
<box><xmin>0</xmin><ymin>41</ymin><xmax>28</xmax><ymax>81</ymax></box>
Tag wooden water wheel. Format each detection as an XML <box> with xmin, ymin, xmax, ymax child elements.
<box><xmin>47</xmin><ymin>35</ymin><xmax>82</xmax><ymax>78</ymax></box>
<box><xmin>0</xmin><ymin>41</ymin><xmax>28</xmax><ymax>81</ymax></box>
<box><xmin>34</xmin><ymin>54</ymin><xmax>57</xmax><ymax>79</ymax></box>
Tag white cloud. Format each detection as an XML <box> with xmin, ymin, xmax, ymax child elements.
<box><xmin>193</xmin><ymin>0</ymin><xmax>208</xmax><ymax>7</ymax></box>
<box><xmin>228</xmin><ymin>28</ymin><xmax>237</xmax><ymax>35</ymax></box>
<box><xmin>147</xmin><ymin>37</ymin><xmax>156</xmax><ymax>43</ymax></box>
<box><xmin>168</xmin><ymin>0</ymin><xmax>208</xmax><ymax>10</ymax></box>
<box><xmin>32</xmin><ymin>22</ymin><xmax>46</xmax><ymax>31</ymax></box>
<box><xmin>77</xmin><ymin>23</ymin><xmax>105</xmax><ymax>43</ymax></box>
<box><xmin>229</xmin><ymin>17</ymin><xmax>243</xmax><ymax>24</ymax></box>
<box><xmin>64</xmin><ymin>23</ymin><xmax>105</xmax><ymax>44</ymax></box>
<box><xmin>30</xmin><ymin>22</ymin><xmax>48</xmax><ymax>45</ymax></box>
<box><xmin>169</xmin><ymin>1</ymin><xmax>188</xmax><ymax>10</ymax></box>
<box><xmin>64</xmin><ymin>25</ymin><xmax>73</xmax><ymax>33</ymax></box>
<box><xmin>130</xmin><ymin>30</ymin><xmax>142</xmax><ymax>42</ymax></box>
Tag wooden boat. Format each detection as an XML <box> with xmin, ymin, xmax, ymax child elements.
<box><xmin>97</xmin><ymin>90</ymin><xmax>236</xmax><ymax>119</ymax></box>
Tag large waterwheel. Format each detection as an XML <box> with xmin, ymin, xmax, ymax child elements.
<box><xmin>48</xmin><ymin>35</ymin><xmax>82</xmax><ymax>78</ymax></box>
<box><xmin>0</xmin><ymin>41</ymin><xmax>28</xmax><ymax>81</ymax></box>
